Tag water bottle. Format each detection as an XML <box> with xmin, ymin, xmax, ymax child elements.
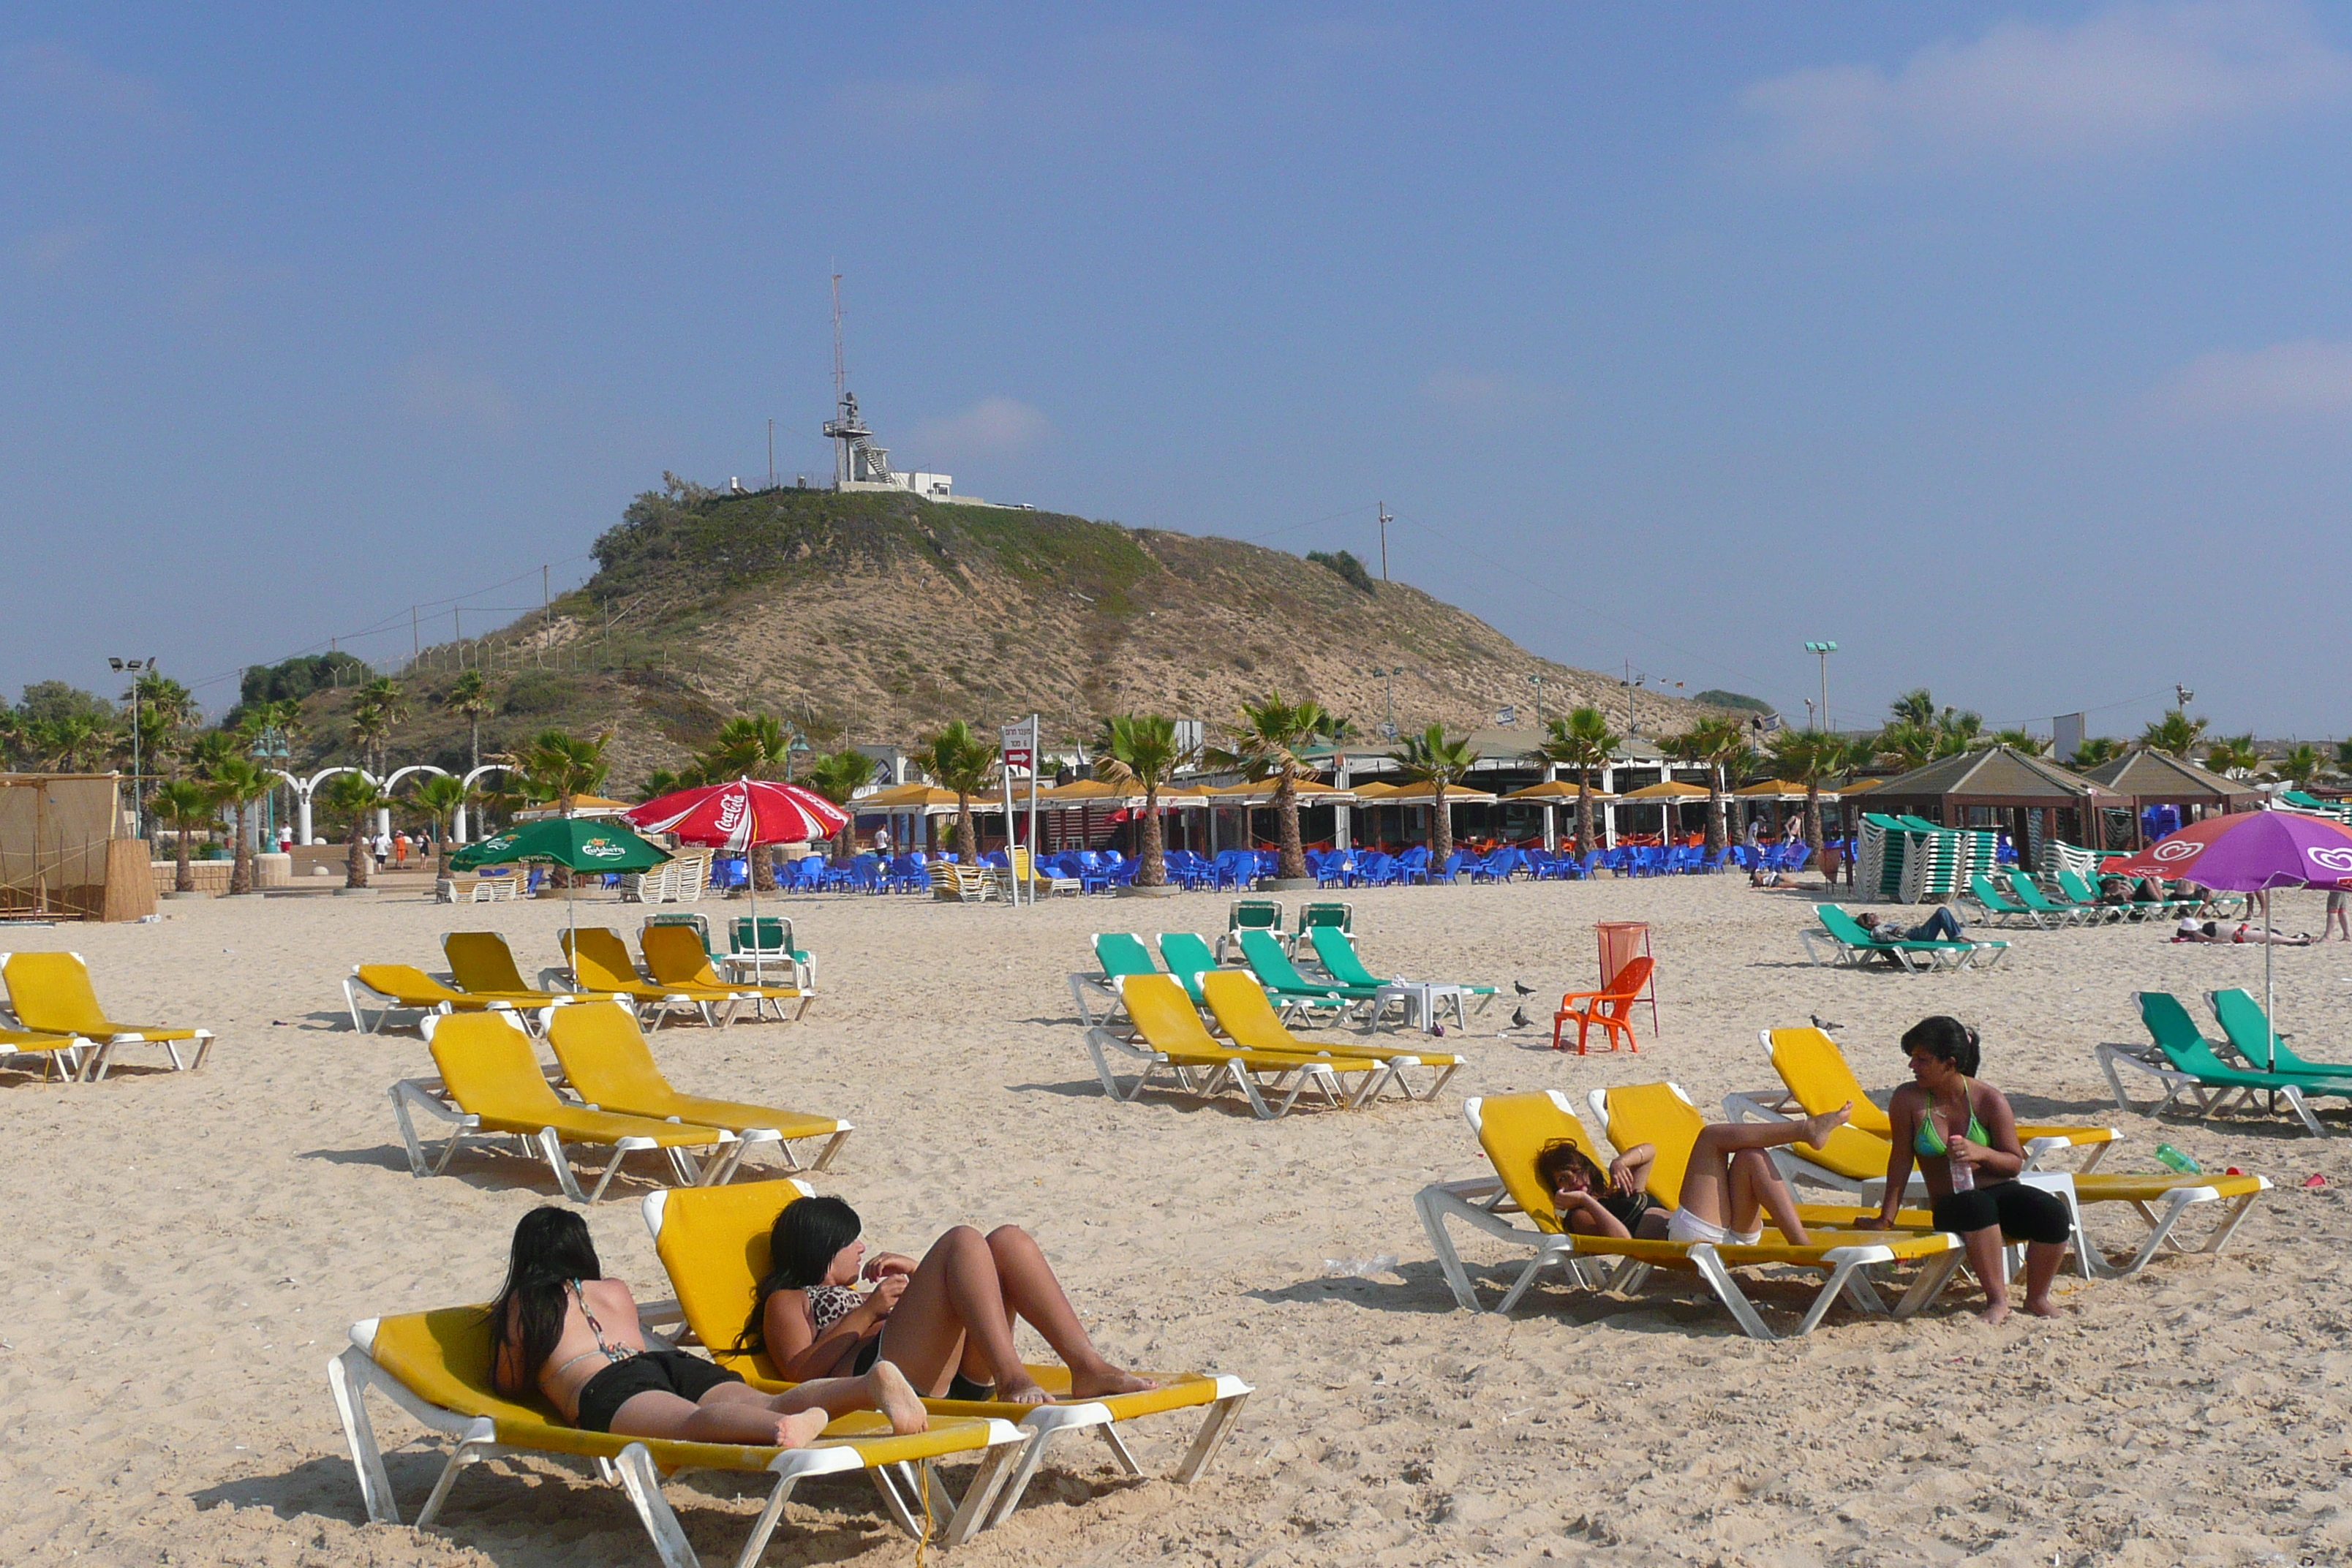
<box><xmin>1939</xmin><ymin>1108</ymin><xmax>1974</xmax><ymax>1193</ymax></box>
<box><xmin>2155</xmin><ymin>1144</ymin><xmax>2201</xmax><ymax>1175</ymax></box>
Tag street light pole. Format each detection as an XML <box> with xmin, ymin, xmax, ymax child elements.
<box><xmin>1803</xmin><ymin>641</ymin><xmax>1839</xmax><ymax>731</ymax></box>
<box><xmin>1527</xmin><ymin>673</ymin><xmax>1547</xmax><ymax>733</ymax></box>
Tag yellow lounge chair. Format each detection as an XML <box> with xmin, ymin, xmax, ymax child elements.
<box><xmin>442</xmin><ymin>931</ymin><xmax>617</xmax><ymax>1016</ymax></box>
<box><xmin>393</xmin><ymin>1011</ymin><xmax>742</xmax><ymax>1202</ymax></box>
<box><xmin>1091</xmin><ymin>973</ymin><xmax>1385</xmax><ymax>1117</ymax></box>
<box><xmin>546</xmin><ymin>1001</ymin><xmax>851</xmax><ymax>1172</ymax></box>
<box><xmin>1414</xmin><ymin>1089</ymin><xmax>1962</xmax><ymax>1339</ymax></box>
<box><xmin>343</xmin><ymin>963</ymin><xmax>524</xmax><ymax>1034</ymax></box>
<box><xmin>1718</xmin><ymin>1030</ymin><xmax>2270</xmax><ymax>1278</ymax></box>
<box><xmin>640</xmin><ymin>1180</ymin><xmax>1251</xmax><ymax>1530</ymax></box>
<box><xmin>1196</xmin><ymin>968</ymin><xmax>1455</xmax><ymax>1101</ymax></box>
<box><xmin>1738</xmin><ymin>1026</ymin><xmax>2119</xmax><ymax>1167</ymax></box>
<box><xmin>0</xmin><ymin>949</ymin><xmax>214</xmax><ymax>1079</ymax></box>
<box><xmin>0</xmin><ymin>1023</ymin><xmax>94</xmax><ymax>1080</ymax></box>
<box><xmin>560</xmin><ymin>927</ymin><xmax>748</xmax><ymax>1030</ymax></box>
<box><xmin>641</xmin><ymin>924</ymin><xmax>808</xmax><ymax>1023</ymax></box>
<box><xmin>326</xmin><ymin>1304</ymin><xmax>1027</xmax><ymax>1559</ymax></box>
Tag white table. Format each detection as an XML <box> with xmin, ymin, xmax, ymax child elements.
<box><xmin>1370</xmin><ymin>982</ymin><xmax>1470</xmax><ymax>1035</ymax></box>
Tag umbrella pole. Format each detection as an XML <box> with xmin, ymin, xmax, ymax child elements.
<box><xmin>2264</xmin><ymin>887</ymin><xmax>2276</xmax><ymax>1071</ymax></box>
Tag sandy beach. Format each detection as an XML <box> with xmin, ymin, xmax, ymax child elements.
<box><xmin>5</xmin><ymin>875</ymin><xmax>2351</xmax><ymax>1568</ymax></box>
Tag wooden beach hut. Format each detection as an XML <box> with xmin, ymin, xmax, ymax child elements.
<box><xmin>2077</xmin><ymin>750</ymin><xmax>2262</xmax><ymax>846</ymax></box>
<box><xmin>1861</xmin><ymin>744</ymin><xmax>2125</xmax><ymax>854</ymax></box>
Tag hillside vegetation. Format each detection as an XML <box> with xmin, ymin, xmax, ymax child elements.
<box><xmin>272</xmin><ymin>486</ymin><xmax>1723</xmax><ymax>790</ymax></box>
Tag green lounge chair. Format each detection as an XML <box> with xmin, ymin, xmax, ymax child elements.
<box><xmin>1961</xmin><ymin>874</ymin><xmax>2045</xmax><ymax>929</ymax></box>
<box><xmin>1216</xmin><ymin>900</ymin><xmax>1286</xmax><ymax>963</ymax></box>
<box><xmin>1294</xmin><ymin>901</ymin><xmax>1352</xmax><ymax>936</ymax></box>
<box><xmin>1069</xmin><ymin>932</ymin><xmax>1161</xmax><ymax>1030</ymax></box>
<box><xmin>2092</xmin><ymin>992</ymin><xmax>2340</xmax><ymax>1137</ymax></box>
<box><xmin>1304</xmin><ymin>925</ymin><xmax>1497</xmax><ymax>1017</ymax></box>
<box><xmin>2051</xmin><ymin>867</ymin><xmax>2157</xmax><ymax>923</ymax></box>
<box><xmin>2208</xmin><ymin>987</ymin><xmax>2352</xmax><ymax>1078</ymax></box>
<box><xmin>2002</xmin><ymin>875</ymin><xmax>2095</xmax><ymax>927</ymax></box>
<box><xmin>1153</xmin><ymin>932</ymin><xmax>1322</xmax><ymax>1025</ymax></box>
<box><xmin>1237</xmin><ymin>928</ymin><xmax>1371</xmax><ymax>1019</ymax></box>
<box><xmin>1799</xmin><ymin>905</ymin><xmax>2004</xmax><ymax>973</ymax></box>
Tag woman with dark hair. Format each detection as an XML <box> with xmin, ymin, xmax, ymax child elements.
<box><xmin>1533</xmin><ymin>1099</ymin><xmax>1852</xmax><ymax>1248</ymax></box>
<box><xmin>488</xmin><ymin>1207</ymin><xmax>926</xmax><ymax>1444</ymax></box>
<box><xmin>1852</xmin><ymin>1016</ymin><xmax>2072</xmax><ymax>1324</ymax></box>
<box><xmin>742</xmin><ymin>1195</ymin><xmax>1154</xmax><ymax>1407</ymax></box>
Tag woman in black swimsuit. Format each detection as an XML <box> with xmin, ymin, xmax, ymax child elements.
<box><xmin>742</xmin><ymin>1195</ymin><xmax>1155</xmax><ymax>1407</ymax></box>
<box><xmin>488</xmin><ymin>1207</ymin><xmax>926</xmax><ymax>1444</ymax></box>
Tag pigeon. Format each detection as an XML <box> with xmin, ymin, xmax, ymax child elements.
<box><xmin>1511</xmin><ymin>1006</ymin><xmax>1534</xmax><ymax>1030</ymax></box>
<box><xmin>1810</xmin><ymin>1014</ymin><xmax>1844</xmax><ymax>1033</ymax></box>
<box><xmin>1512</xmin><ymin>980</ymin><xmax>1538</xmax><ymax>997</ymax></box>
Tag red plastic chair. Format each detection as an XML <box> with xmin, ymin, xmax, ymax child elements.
<box><xmin>1551</xmin><ymin>957</ymin><xmax>1651</xmax><ymax>1054</ymax></box>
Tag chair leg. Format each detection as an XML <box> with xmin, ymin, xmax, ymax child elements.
<box><xmin>610</xmin><ymin>1442</ymin><xmax>706</xmax><ymax>1568</ymax></box>
<box><xmin>542</xmin><ymin>1128</ymin><xmax>594</xmax><ymax>1202</ymax></box>
<box><xmin>1686</xmin><ymin>1246</ymin><xmax>1776</xmax><ymax>1341</ymax></box>
<box><xmin>1173</xmin><ymin>1388</ymin><xmax>1251</xmax><ymax>1484</ymax></box>
<box><xmin>327</xmin><ymin>1350</ymin><xmax>402</xmax><ymax>1526</ymax></box>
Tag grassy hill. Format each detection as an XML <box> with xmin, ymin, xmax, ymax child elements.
<box><xmin>273</xmin><ymin>486</ymin><xmax>1724</xmax><ymax>791</ymax></box>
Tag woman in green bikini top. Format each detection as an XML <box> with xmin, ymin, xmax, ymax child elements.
<box><xmin>1854</xmin><ymin>1016</ymin><xmax>2073</xmax><ymax>1325</ymax></box>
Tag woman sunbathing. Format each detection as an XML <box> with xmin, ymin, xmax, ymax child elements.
<box><xmin>488</xmin><ymin>1206</ymin><xmax>925</xmax><ymax>1445</ymax></box>
<box><xmin>742</xmin><ymin>1195</ymin><xmax>1156</xmax><ymax>1407</ymax></box>
<box><xmin>1852</xmin><ymin>1016</ymin><xmax>2071</xmax><ymax>1324</ymax></box>
<box><xmin>1535</xmin><ymin>1104</ymin><xmax>1852</xmax><ymax>1248</ymax></box>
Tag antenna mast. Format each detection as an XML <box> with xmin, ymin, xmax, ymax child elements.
<box><xmin>821</xmin><ymin>273</ymin><xmax>891</xmax><ymax>489</ymax></box>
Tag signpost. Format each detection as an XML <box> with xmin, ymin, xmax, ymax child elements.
<box><xmin>1000</xmin><ymin>716</ymin><xmax>1040</xmax><ymax>906</ymax></box>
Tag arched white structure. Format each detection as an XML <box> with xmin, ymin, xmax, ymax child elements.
<box><xmin>276</xmin><ymin>766</ymin><xmax>373</xmax><ymax>846</ymax></box>
<box><xmin>382</xmin><ymin>764</ymin><xmax>452</xmax><ymax>841</ymax></box>
<box><xmin>454</xmin><ymin>764</ymin><xmax>513</xmax><ymax>844</ymax></box>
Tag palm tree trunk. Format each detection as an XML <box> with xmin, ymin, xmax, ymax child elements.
<box><xmin>174</xmin><ymin>826</ymin><xmax>194</xmax><ymax>894</ymax></box>
<box><xmin>1274</xmin><ymin>774</ymin><xmax>1305</xmax><ymax>881</ymax></box>
<box><xmin>1705</xmin><ymin>770</ymin><xmax>1725</xmax><ymax>856</ymax></box>
<box><xmin>229</xmin><ymin>804</ymin><xmax>255</xmax><ymax>894</ymax></box>
<box><xmin>1575</xmin><ymin>777</ymin><xmax>1594</xmax><ymax>853</ymax></box>
<box><xmin>1138</xmin><ymin>785</ymin><xmax>1166</xmax><ymax>886</ymax></box>
<box><xmin>956</xmin><ymin>797</ymin><xmax>976</xmax><ymax>865</ymax></box>
<box><xmin>1432</xmin><ymin>781</ymin><xmax>1452</xmax><ymax>864</ymax></box>
<box><xmin>346</xmin><ymin>820</ymin><xmax>370</xmax><ymax>888</ymax></box>
<box><xmin>1804</xmin><ymin>783</ymin><xmax>1823</xmax><ymax>861</ymax></box>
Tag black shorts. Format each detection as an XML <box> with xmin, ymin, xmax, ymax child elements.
<box><xmin>575</xmin><ymin>1349</ymin><xmax>745</xmax><ymax>1433</ymax></box>
<box><xmin>1932</xmin><ymin>1182</ymin><xmax>2071</xmax><ymax>1245</ymax></box>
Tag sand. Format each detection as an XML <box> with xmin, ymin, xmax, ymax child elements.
<box><xmin>4</xmin><ymin>874</ymin><xmax>2351</xmax><ymax>1568</ymax></box>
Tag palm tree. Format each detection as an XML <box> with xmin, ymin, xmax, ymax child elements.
<box><xmin>1665</xmin><ymin>716</ymin><xmax>1749</xmax><ymax>854</ymax></box>
<box><xmin>515</xmin><ymin>728</ymin><xmax>611</xmax><ymax>815</ymax></box>
<box><xmin>208</xmin><ymin>756</ymin><xmax>275</xmax><ymax>895</ymax></box>
<box><xmin>1202</xmin><ymin>693</ymin><xmax>1350</xmax><ymax>883</ymax></box>
<box><xmin>2140</xmin><ymin>709</ymin><xmax>2207</xmax><ymax>759</ymax></box>
<box><xmin>320</xmin><ymin>769</ymin><xmax>388</xmax><ymax>888</ymax></box>
<box><xmin>1888</xmin><ymin>688</ymin><xmax>1937</xmax><ymax>728</ymax></box>
<box><xmin>445</xmin><ymin>670</ymin><xmax>495</xmax><ymax>772</ymax></box>
<box><xmin>347</xmin><ymin>700</ymin><xmax>392</xmax><ymax>780</ymax></box>
<box><xmin>1765</xmin><ymin>728</ymin><xmax>1846</xmax><ymax>859</ymax></box>
<box><xmin>150</xmin><ymin>777</ymin><xmax>214</xmax><ymax>894</ymax></box>
<box><xmin>1530</xmin><ymin>706</ymin><xmax>1621</xmax><ymax>853</ymax></box>
<box><xmin>700</xmin><ymin>715</ymin><xmax>795</xmax><ymax>782</ymax></box>
<box><xmin>1095</xmin><ymin>715</ymin><xmax>1196</xmax><ymax>889</ymax></box>
<box><xmin>1991</xmin><ymin>728</ymin><xmax>2048</xmax><ymax>756</ymax></box>
<box><xmin>2204</xmin><ymin>734</ymin><xmax>2261</xmax><ymax>778</ymax></box>
<box><xmin>1874</xmin><ymin>721</ymin><xmax>1937</xmax><ymax>771</ymax></box>
<box><xmin>412</xmin><ymin>773</ymin><xmax>472</xmax><ymax>874</ymax></box>
<box><xmin>2063</xmin><ymin>736</ymin><xmax>2124</xmax><ymax>771</ymax></box>
<box><xmin>2271</xmin><ymin>743</ymin><xmax>2323</xmax><ymax>788</ymax></box>
<box><xmin>804</xmin><ymin>747</ymin><xmax>878</xmax><ymax>860</ymax></box>
<box><xmin>1386</xmin><ymin>724</ymin><xmax>1477</xmax><ymax>866</ymax></box>
<box><xmin>2336</xmin><ymin>739</ymin><xmax>2352</xmax><ymax>780</ymax></box>
<box><xmin>916</xmin><ymin>720</ymin><xmax>998</xmax><ymax>862</ymax></box>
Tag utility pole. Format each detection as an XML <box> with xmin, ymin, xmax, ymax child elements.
<box><xmin>767</xmin><ymin>418</ymin><xmax>776</xmax><ymax>489</ymax></box>
<box><xmin>1378</xmin><ymin>502</ymin><xmax>1390</xmax><ymax>583</ymax></box>
<box><xmin>1527</xmin><ymin>673</ymin><xmax>1548</xmax><ymax>733</ymax></box>
<box><xmin>540</xmin><ymin>565</ymin><xmax>550</xmax><ymax>668</ymax></box>
<box><xmin>412</xmin><ymin>605</ymin><xmax>421</xmax><ymax>667</ymax></box>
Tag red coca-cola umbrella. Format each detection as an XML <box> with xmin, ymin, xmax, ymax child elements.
<box><xmin>625</xmin><ymin>779</ymin><xmax>851</xmax><ymax>988</ymax></box>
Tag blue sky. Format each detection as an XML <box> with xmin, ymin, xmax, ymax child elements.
<box><xmin>5</xmin><ymin>3</ymin><xmax>2348</xmax><ymax>738</ymax></box>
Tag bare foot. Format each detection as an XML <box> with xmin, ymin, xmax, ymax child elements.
<box><xmin>866</xmin><ymin>1361</ymin><xmax>930</xmax><ymax>1435</ymax></box>
<box><xmin>2023</xmin><ymin>1293</ymin><xmax>2060</xmax><ymax>1319</ymax></box>
<box><xmin>1069</xmin><ymin>1366</ymin><xmax>1159</xmax><ymax>1400</ymax></box>
<box><xmin>1803</xmin><ymin>1101</ymin><xmax>1854</xmax><ymax>1147</ymax></box>
<box><xmin>774</xmin><ymin>1406</ymin><xmax>830</xmax><ymax>1448</ymax></box>
<box><xmin>1979</xmin><ymin>1299</ymin><xmax>2012</xmax><ymax>1327</ymax></box>
<box><xmin>998</xmin><ymin>1376</ymin><xmax>1054</xmax><ymax>1406</ymax></box>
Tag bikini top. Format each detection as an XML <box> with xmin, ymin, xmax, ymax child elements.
<box><xmin>1912</xmin><ymin>1085</ymin><xmax>1988</xmax><ymax>1158</ymax></box>
<box><xmin>546</xmin><ymin>1278</ymin><xmax>638</xmax><ymax>1383</ymax></box>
